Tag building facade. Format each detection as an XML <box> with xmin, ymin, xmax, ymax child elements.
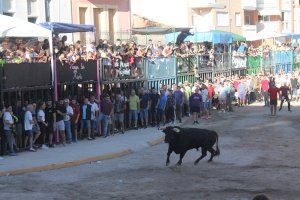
<box><xmin>132</xmin><ymin>0</ymin><xmax>300</xmax><ymax>39</ymax></box>
<box><xmin>0</xmin><ymin>0</ymin><xmax>72</xmax><ymax>24</ymax></box>
<box><xmin>71</xmin><ymin>0</ymin><xmax>131</xmax><ymax>43</ymax></box>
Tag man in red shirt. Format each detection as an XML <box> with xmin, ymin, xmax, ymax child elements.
<box><xmin>268</xmin><ymin>82</ymin><xmax>279</xmax><ymax>116</ymax></box>
<box><xmin>261</xmin><ymin>76</ymin><xmax>270</xmax><ymax>106</ymax></box>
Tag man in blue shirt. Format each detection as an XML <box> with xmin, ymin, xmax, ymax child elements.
<box><xmin>173</xmin><ymin>85</ymin><xmax>184</xmax><ymax>123</ymax></box>
<box><xmin>157</xmin><ymin>90</ymin><xmax>167</xmax><ymax>128</ymax></box>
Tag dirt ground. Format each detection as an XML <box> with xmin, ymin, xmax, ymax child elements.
<box><xmin>0</xmin><ymin>103</ymin><xmax>300</xmax><ymax>200</ymax></box>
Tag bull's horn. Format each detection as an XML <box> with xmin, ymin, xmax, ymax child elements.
<box><xmin>172</xmin><ymin>128</ymin><xmax>180</xmax><ymax>133</ymax></box>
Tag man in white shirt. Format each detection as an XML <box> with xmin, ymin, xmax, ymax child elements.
<box><xmin>2</xmin><ymin>105</ymin><xmax>17</xmax><ymax>156</ymax></box>
<box><xmin>24</xmin><ymin>104</ymin><xmax>36</xmax><ymax>152</ymax></box>
<box><xmin>90</xmin><ymin>96</ymin><xmax>99</xmax><ymax>138</ymax></box>
<box><xmin>63</xmin><ymin>99</ymin><xmax>74</xmax><ymax>143</ymax></box>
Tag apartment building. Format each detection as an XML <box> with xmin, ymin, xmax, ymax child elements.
<box><xmin>132</xmin><ymin>0</ymin><xmax>300</xmax><ymax>40</ymax></box>
<box><xmin>71</xmin><ymin>0</ymin><xmax>131</xmax><ymax>43</ymax></box>
<box><xmin>0</xmin><ymin>0</ymin><xmax>72</xmax><ymax>24</ymax></box>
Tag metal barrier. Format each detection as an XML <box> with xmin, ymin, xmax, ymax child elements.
<box><xmin>100</xmin><ymin>57</ymin><xmax>145</xmax><ymax>83</ymax></box>
<box><xmin>145</xmin><ymin>56</ymin><xmax>176</xmax><ymax>80</ymax></box>
<box><xmin>147</xmin><ymin>78</ymin><xmax>176</xmax><ymax>91</ymax></box>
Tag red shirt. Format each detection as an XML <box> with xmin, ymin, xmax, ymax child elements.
<box><xmin>208</xmin><ymin>86</ymin><xmax>214</xmax><ymax>99</ymax></box>
<box><xmin>233</xmin><ymin>81</ymin><xmax>240</xmax><ymax>90</ymax></box>
<box><xmin>261</xmin><ymin>80</ymin><xmax>269</xmax><ymax>92</ymax></box>
<box><xmin>70</xmin><ymin>103</ymin><xmax>80</xmax><ymax>123</ymax></box>
<box><xmin>268</xmin><ymin>87</ymin><xmax>279</xmax><ymax>100</ymax></box>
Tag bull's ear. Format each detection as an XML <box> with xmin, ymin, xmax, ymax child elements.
<box><xmin>172</xmin><ymin>127</ymin><xmax>181</xmax><ymax>133</ymax></box>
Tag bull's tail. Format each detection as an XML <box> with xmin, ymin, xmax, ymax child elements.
<box><xmin>215</xmin><ymin>133</ymin><xmax>220</xmax><ymax>156</ymax></box>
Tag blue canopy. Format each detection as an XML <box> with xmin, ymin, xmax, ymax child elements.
<box><xmin>39</xmin><ymin>22</ymin><xmax>95</xmax><ymax>33</ymax></box>
<box><xmin>165</xmin><ymin>30</ymin><xmax>233</xmax><ymax>44</ymax></box>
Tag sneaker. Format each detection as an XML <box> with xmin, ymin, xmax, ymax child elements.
<box><xmin>33</xmin><ymin>144</ymin><xmax>39</xmax><ymax>148</ymax></box>
<box><xmin>134</xmin><ymin>127</ymin><xmax>138</xmax><ymax>130</ymax></box>
<box><xmin>29</xmin><ymin>148</ymin><xmax>36</xmax><ymax>152</ymax></box>
<box><xmin>87</xmin><ymin>137</ymin><xmax>93</xmax><ymax>140</ymax></box>
<box><xmin>121</xmin><ymin>130</ymin><xmax>125</xmax><ymax>134</ymax></box>
<box><xmin>49</xmin><ymin>144</ymin><xmax>55</xmax><ymax>148</ymax></box>
<box><xmin>42</xmin><ymin>144</ymin><xmax>49</xmax><ymax>150</ymax></box>
<box><xmin>9</xmin><ymin>153</ymin><xmax>17</xmax><ymax>156</ymax></box>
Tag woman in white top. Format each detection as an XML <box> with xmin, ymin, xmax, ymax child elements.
<box><xmin>37</xmin><ymin>102</ymin><xmax>48</xmax><ymax>149</ymax></box>
<box><xmin>24</xmin><ymin>104</ymin><xmax>35</xmax><ymax>152</ymax></box>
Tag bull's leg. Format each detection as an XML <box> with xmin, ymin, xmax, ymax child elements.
<box><xmin>176</xmin><ymin>151</ymin><xmax>186</xmax><ymax>166</ymax></box>
<box><xmin>194</xmin><ymin>148</ymin><xmax>207</xmax><ymax>165</ymax></box>
<box><xmin>166</xmin><ymin>147</ymin><xmax>173</xmax><ymax>166</ymax></box>
<box><xmin>208</xmin><ymin>147</ymin><xmax>217</xmax><ymax>162</ymax></box>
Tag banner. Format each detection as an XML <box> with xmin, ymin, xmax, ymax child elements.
<box><xmin>146</xmin><ymin>57</ymin><xmax>176</xmax><ymax>79</ymax></box>
<box><xmin>57</xmin><ymin>60</ymin><xmax>97</xmax><ymax>84</ymax></box>
<box><xmin>232</xmin><ymin>55</ymin><xmax>247</xmax><ymax>69</ymax></box>
<box><xmin>3</xmin><ymin>62</ymin><xmax>51</xmax><ymax>89</ymax></box>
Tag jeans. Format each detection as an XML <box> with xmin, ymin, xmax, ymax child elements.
<box><xmin>99</xmin><ymin>113</ymin><xmax>110</xmax><ymax>137</ymax></box>
<box><xmin>4</xmin><ymin>130</ymin><xmax>15</xmax><ymax>153</ymax></box>
<box><xmin>64</xmin><ymin>120</ymin><xmax>72</xmax><ymax>142</ymax></box>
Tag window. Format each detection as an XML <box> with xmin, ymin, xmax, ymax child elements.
<box><xmin>263</xmin><ymin>16</ymin><xmax>270</xmax><ymax>21</ymax></box>
<box><xmin>217</xmin><ymin>12</ymin><xmax>229</xmax><ymax>26</ymax></box>
<box><xmin>45</xmin><ymin>0</ymin><xmax>51</xmax><ymax>22</ymax></box>
<box><xmin>3</xmin><ymin>0</ymin><xmax>14</xmax><ymax>12</ymax></box>
<box><xmin>244</xmin><ymin>15</ymin><xmax>251</xmax><ymax>25</ymax></box>
<box><xmin>235</xmin><ymin>13</ymin><xmax>241</xmax><ymax>26</ymax></box>
<box><xmin>27</xmin><ymin>0</ymin><xmax>37</xmax><ymax>16</ymax></box>
<box><xmin>28</xmin><ymin>17</ymin><xmax>37</xmax><ymax>23</ymax></box>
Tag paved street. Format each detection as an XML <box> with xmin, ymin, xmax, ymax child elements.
<box><xmin>0</xmin><ymin>103</ymin><xmax>300</xmax><ymax>200</ymax></box>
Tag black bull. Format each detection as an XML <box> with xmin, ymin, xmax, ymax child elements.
<box><xmin>162</xmin><ymin>126</ymin><xmax>220</xmax><ymax>166</ymax></box>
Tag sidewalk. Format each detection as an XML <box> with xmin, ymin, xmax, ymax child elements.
<box><xmin>0</xmin><ymin>126</ymin><xmax>166</xmax><ymax>175</ymax></box>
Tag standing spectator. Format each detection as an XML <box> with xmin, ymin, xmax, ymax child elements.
<box><xmin>13</xmin><ymin>100</ymin><xmax>23</xmax><ymax>149</ymax></box>
<box><xmin>279</xmin><ymin>82</ymin><xmax>292</xmax><ymax>112</ymax></box>
<box><xmin>157</xmin><ymin>90</ymin><xmax>167</xmax><ymax>128</ymax></box>
<box><xmin>174</xmin><ymin>85</ymin><xmax>184</xmax><ymax>123</ymax></box>
<box><xmin>128</xmin><ymin>89</ymin><xmax>140</xmax><ymax>130</ymax></box>
<box><xmin>268</xmin><ymin>82</ymin><xmax>280</xmax><ymax>116</ymax></box>
<box><xmin>183</xmin><ymin>81</ymin><xmax>191</xmax><ymax>116</ymax></box>
<box><xmin>114</xmin><ymin>94</ymin><xmax>126</xmax><ymax>134</ymax></box>
<box><xmin>32</xmin><ymin>103</ymin><xmax>41</xmax><ymax>148</ymax></box>
<box><xmin>80</xmin><ymin>98</ymin><xmax>92</xmax><ymax>140</ymax></box>
<box><xmin>45</xmin><ymin>100</ymin><xmax>55</xmax><ymax>148</ymax></box>
<box><xmin>261</xmin><ymin>76</ymin><xmax>270</xmax><ymax>106</ymax></box>
<box><xmin>207</xmin><ymin>83</ymin><xmax>214</xmax><ymax>116</ymax></box>
<box><xmin>37</xmin><ymin>102</ymin><xmax>48</xmax><ymax>149</ymax></box>
<box><xmin>189</xmin><ymin>88</ymin><xmax>202</xmax><ymax>124</ymax></box>
<box><xmin>149</xmin><ymin>88</ymin><xmax>160</xmax><ymax>126</ymax></box>
<box><xmin>63</xmin><ymin>99</ymin><xmax>74</xmax><ymax>143</ymax></box>
<box><xmin>99</xmin><ymin>94</ymin><xmax>114</xmax><ymax>138</ymax></box>
<box><xmin>165</xmin><ymin>89</ymin><xmax>175</xmax><ymax>124</ymax></box>
<box><xmin>2</xmin><ymin>105</ymin><xmax>17</xmax><ymax>156</ymax></box>
<box><xmin>237</xmin><ymin>80</ymin><xmax>247</xmax><ymax>107</ymax></box>
<box><xmin>201</xmin><ymin>84</ymin><xmax>209</xmax><ymax>119</ymax></box>
<box><xmin>24</xmin><ymin>104</ymin><xmax>36</xmax><ymax>152</ymax></box>
<box><xmin>139</xmin><ymin>88</ymin><xmax>150</xmax><ymax>128</ymax></box>
<box><xmin>55</xmin><ymin>100</ymin><xmax>67</xmax><ymax>145</ymax></box>
<box><xmin>290</xmin><ymin>74</ymin><xmax>299</xmax><ymax>101</ymax></box>
<box><xmin>90</xmin><ymin>95</ymin><xmax>99</xmax><ymax>138</ymax></box>
<box><xmin>70</xmin><ymin>98</ymin><xmax>80</xmax><ymax>142</ymax></box>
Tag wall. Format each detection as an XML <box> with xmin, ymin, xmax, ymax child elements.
<box><xmin>72</xmin><ymin>0</ymin><xmax>130</xmax><ymax>43</ymax></box>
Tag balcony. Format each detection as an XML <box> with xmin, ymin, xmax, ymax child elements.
<box><xmin>242</xmin><ymin>0</ymin><xmax>257</xmax><ymax>10</ymax></box>
<box><xmin>243</xmin><ymin>24</ymin><xmax>257</xmax><ymax>39</ymax></box>
<box><xmin>189</xmin><ymin>0</ymin><xmax>225</xmax><ymax>9</ymax></box>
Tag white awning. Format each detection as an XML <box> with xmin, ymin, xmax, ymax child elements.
<box><xmin>258</xmin><ymin>8</ymin><xmax>281</xmax><ymax>16</ymax></box>
<box><xmin>0</xmin><ymin>14</ymin><xmax>52</xmax><ymax>38</ymax></box>
<box><xmin>246</xmin><ymin>30</ymin><xmax>285</xmax><ymax>41</ymax></box>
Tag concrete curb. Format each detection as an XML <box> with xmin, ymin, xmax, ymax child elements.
<box><xmin>0</xmin><ymin>149</ymin><xmax>133</xmax><ymax>176</ymax></box>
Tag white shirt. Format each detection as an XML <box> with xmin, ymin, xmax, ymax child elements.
<box><xmin>3</xmin><ymin>112</ymin><xmax>13</xmax><ymax>131</ymax></box>
<box><xmin>37</xmin><ymin>110</ymin><xmax>45</xmax><ymax>122</ymax></box>
<box><xmin>24</xmin><ymin>111</ymin><xmax>33</xmax><ymax>131</ymax></box>
<box><xmin>64</xmin><ymin>105</ymin><xmax>74</xmax><ymax>121</ymax></box>
<box><xmin>201</xmin><ymin>89</ymin><xmax>208</xmax><ymax>102</ymax></box>
<box><xmin>90</xmin><ymin>102</ymin><xmax>99</xmax><ymax>120</ymax></box>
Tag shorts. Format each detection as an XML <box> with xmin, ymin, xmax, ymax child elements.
<box><xmin>238</xmin><ymin>93</ymin><xmax>246</xmax><ymax>101</ymax></box>
<box><xmin>54</xmin><ymin>120</ymin><xmax>65</xmax><ymax>131</ymax></box>
<box><xmin>203</xmin><ymin>102</ymin><xmax>209</xmax><ymax>110</ymax></box>
<box><xmin>139</xmin><ymin>108</ymin><xmax>149</xmax><ymax>119</ymax></box>
<box><xmin>25</xmin><ymin>130</ymin><xmax>33</xmax><ymax>136</ymax></box>
<box><xmin>129</xmin><ymin>110</ymin><xmax>138</xmax><ymax>121</ymax></box>
<box><xmin>46</xmin><ymin>123</ymin><xmax>54</xmax><ymax>134</ymax></box>
<box><xmin>191</xmin><ymin>106</ymin><xmax>200</xmax><ymax>113</ymax></box>
<box><xmin>114</xmin><ymin>113</ymin><xmax>124</xmax><ymax>122</ymax></box>
<box><xmin>270</xmin><ymin>99</ymin><xmax>277</xmax><ymax>106</ymax></box>
<box><xmin>81</xmin><ymin>119</ymin><xmax>91</xmax><ymax>129</ymax></box>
